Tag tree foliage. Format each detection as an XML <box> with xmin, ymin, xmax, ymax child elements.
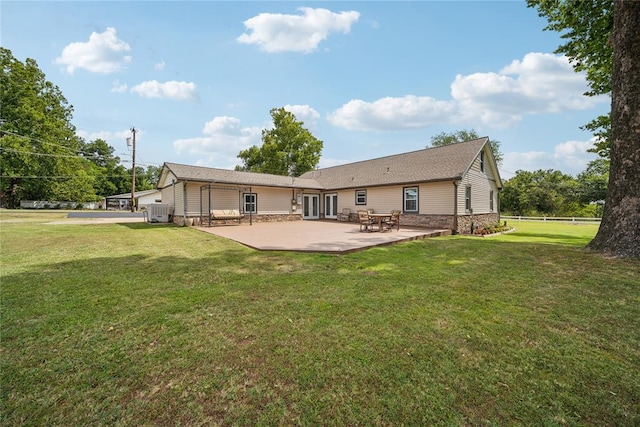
<box><xmin>429</xmin><ymin>129</ymin><xmax>503</xmax><ymax>166</ymax></box>
<box><xmin>527</xmin><ymin>0</ymin><xmax>613</xmax><ymax>159</ymax></box>
<box><xmin>502</xmin><ymin>169</ymin><xmax>580</xmax><ymax>216</ymax></box>
<box><xmin>0</xmin><ymin>47</ymin><xmax>96</xmax><ymax>206</ymax></box>
<box><xmin>502</xmin><ymin>162</ymin><xmax>610</xmax><ymax>218</ymax></box>
<box><xmin>0</xmin><ymin>49</ymin><xmax>159</xmax><ymax>207</ymax></box>
<box><xmin>576</xmin><ymin>158</ymin><xmax>609</xmax><ymax>204</ymax></box>
<box><xmin>236</xmin><ymin>108</ymin><xmax>323</xmax><ymax>176</ymax></box>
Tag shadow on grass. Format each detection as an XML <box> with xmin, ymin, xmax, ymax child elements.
<box><xmin>506</xmin><ymin>231</ymin><xmax>593</xmax><ymax>247</ymax></box>
<box><xmin>118</xmin><ymin>222</ymin><xmax>178</xmax><ymax>230</ymax></box>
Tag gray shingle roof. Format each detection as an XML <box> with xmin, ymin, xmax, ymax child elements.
<box><xmin>300</xmin><ymin>138</ymin><xmax>489</xmax><ymax>189</ymax></box>
<box><xmin>162</xmin><ymin>163</ymin><xmax>325</xmax><ymax>189</ymax></box>
<box><xmin>162</xmin><ymin>138</ymin><xmax>493</xmax><ymax>191</ymax></box>
<box><xmin>105</xmin><ymin>189</ymin><xmax>160</xmax><ymax>199</ymax></box>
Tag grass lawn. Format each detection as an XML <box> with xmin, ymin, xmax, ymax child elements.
<box><xmin>1</xmin><ymin>212</ymin><xmax>639</xmax><ymax>425</ymax></box>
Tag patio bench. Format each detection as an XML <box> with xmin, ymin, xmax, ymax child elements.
<box><xmin>210</xmin><ymin>209</ymin><xmax>244</xmax><ymax>224</ymax></box>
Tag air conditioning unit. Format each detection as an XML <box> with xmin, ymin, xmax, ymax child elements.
<box><xmin>146</xmin><ymin>203</ymin><xmax>170</xmax><ymax>223</ymax></box>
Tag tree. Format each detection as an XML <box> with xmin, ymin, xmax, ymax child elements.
<box><xmin>501</xmin><ymin>169</ymin><xmax>580</xmax><ymax>216</ymax></box>
<box><xmin>134</xmin><ymin>165</ymin><xmax>162</xmax><ymax>191</ymax></box>
<box><xmin>429</xmin><ymin>129</ymin><xmax>503</xmax><ymax>166</ymax></box>
<box><xmin>586</xmin><ymin>1</ymin><xmax>640</xmax><ymax>257</ymax></box>
<box><xmin>81</xmin><ymin>138</ymin><xmax>126</xmax><ymax>197</ymax></box>
<box><xmin>527</xmin><ymin>0</ymin><xmax>613</xmax><ymax>160</ymax></box>
<box><xmin>0</xmin><ymin>48</ymin><xmax>97</xmax><ymax>206</ymax></box>
<box><xmin>576</xmin><ymin>158</ymin><xmax>609</xmax><ymax>206</ymax></box>
<box><xmin>528</xmin><ymin>0</ymin><xmax>639</xmax><ymax>257</ymax></box>
<box><xmin>236</xmin><ymin>108</ymin><xmax>323</xmax><ymax>176</ymax></box>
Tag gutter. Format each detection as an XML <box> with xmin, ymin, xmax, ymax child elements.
<box><xmin>453</xmin><ymin>180</ymin><xmax>460</xmax><ymax>234</ymax></box>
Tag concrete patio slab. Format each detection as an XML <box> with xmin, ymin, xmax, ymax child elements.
<box><xmin>194</xmin><ymin>220</ymin><xmax>451</xmax><ymax>253</ymax></box>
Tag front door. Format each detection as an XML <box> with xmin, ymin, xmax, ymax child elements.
<box><xmin>324</xmin><ymin>193</ymin><xmax>338</xmax><ymax>219</ymax></box>
<box><xmin>303</xmin><ymin>194</ymin><xmax>320</xmax><ymax>219</ymax></box>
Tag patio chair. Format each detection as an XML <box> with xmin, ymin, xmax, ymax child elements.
<box><xmin>357</xmin><ymin>210</ymin><xmax>375</xmax><ymax>232</ymax></box>
<box><xmin>337</xmin><ymin>208</ymin><xmax>351</xmax><ymax>222</ymax></box>
<box><xmin>383</xmin><ymin>210</ymin><xmax>401</xmax><ymax>231</ymax></box>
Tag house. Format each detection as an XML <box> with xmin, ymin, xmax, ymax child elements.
<box><xmin>156</xmin><ymin>137</ymin><xmax>502</xmax><ymax>234</ymax></box>
<box><xmin>104</xmin><ymin>189</ymin><xmax>162</xmax><ymax>211</ymax></box>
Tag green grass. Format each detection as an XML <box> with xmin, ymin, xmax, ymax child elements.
<box><xmin>1</xmin><ymin>212</ymin><xmax>639</xmax><ymax>426</ymax></box>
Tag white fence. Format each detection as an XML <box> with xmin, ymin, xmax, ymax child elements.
<box><xmin>502</xmin><ymin>215</ymin><xmax>601</xmax><ymax>224</ymax></box>
<box><xmin>20</xmin><ymin>200</ymin><xmax>101</xmax><ymax>210</ymax></box>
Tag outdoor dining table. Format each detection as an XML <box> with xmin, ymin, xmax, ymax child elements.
<box><xmin>368</xmin><ymin>213</ymin><xmax>392</xmax><ymax>232</ymax></box>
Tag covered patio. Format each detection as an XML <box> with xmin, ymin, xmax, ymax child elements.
<box><xmin>194</xmin><ymin>220</ymin><xmax>451</xmax><ymax>253</ymax></box>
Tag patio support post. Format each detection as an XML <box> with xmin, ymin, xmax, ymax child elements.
<box><xmin>208</xmin><ymin>184</ymin><xmax>212</xmax><ymax>227</ymax></box>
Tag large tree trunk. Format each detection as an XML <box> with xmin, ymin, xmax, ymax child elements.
<box><xmin>587</xmin><ymin>0</ymin><xmax>640</xmax><ymax>258</ymax></box>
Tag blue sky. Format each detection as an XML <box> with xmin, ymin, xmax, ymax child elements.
<box><xmin>2</xmin><ymin>1</ymin><xmax>610</xmax><ymax>179</ymax></box>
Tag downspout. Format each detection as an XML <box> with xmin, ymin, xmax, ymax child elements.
<box><xmin>183</xmin><ymin>182</ymin><xmax>187</xmax><ymax>226</ymax></box>
<box><xmin>453</xmin><ymin>180</ymin><xmax>459</xmax><ymax>235</ymax></box>
<box><xmin>497</xmin><ymin>188</ymin><xmax>501</xmax><ymax>224</ymax></box>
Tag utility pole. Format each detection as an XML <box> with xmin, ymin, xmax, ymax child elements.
<box><xmin>129</xmin><ymin>127</ymin><xmax>137</xmax><ymax>212</ymax></box>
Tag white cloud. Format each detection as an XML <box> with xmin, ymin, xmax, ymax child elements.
<box><xmin>451</xmin><ymin>53</ymin><xmax>605</xmax><ymax>127</ymax></box>
<box><xmin>237</xmin><ymin>7</ymin><xmax>360</xmax><ymax>53</ymax></box>
<box><xmin>327</xmin><ymin>96</ymin><xmax>457</xmax><ymax>131</ymax></box>
<box><xmin>55</xmin><ymin>27</ymin><xmax>132</xmax><ymax>74</ymax></box>
<box><xmin>154</xmin><ymin>60</ymin><xmax>166</xmax><ymax>70</ymax></box>
<box><xmin>110</xmin><ymin>80</ymin><xmax>128</xmax><ymax>93</ymax></box>
<box><xmin>130</xmin><ymin>80</ymin><xmax>197</xmax><ymax>101</ymax></box>
<box><xmin>328</xmin><ymin>53</ymin><xmax>608</xmax><ymax>132</ymax></box>
<box><xmin>283</xmin><ymin>104</ymin><xmax>320</xmax><ymax>129</ymax></box>
<box><xmin>173</xmin><ymin>116</ymin><xmax>261</xmax><ymax>166</ymax></box>
<box><xmin>502</xmin><ymin>138</ymin><xmax>597</xmax><ymax>178</ymax></box>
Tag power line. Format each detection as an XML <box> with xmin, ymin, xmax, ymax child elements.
<box><xmin>0</xmin><ymin>175</ymin><xmax>144</xmax><ymax>179</ymax></box>
<box><xmin>0</xmin><ymin>129</ymin><xmax>99</xmax><ymax>159</ymax></box>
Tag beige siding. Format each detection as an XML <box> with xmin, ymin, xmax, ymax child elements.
<box><xmin>158</xmin><ymin>171</ymin><xmax>178</xmax><ymax>189</ymax></box>
<box><xmin>182</xmin><ymin>182</ymin><xmax>296</xmax><ymax>216</ymax></box>
<box><xmin>459</xmin><ymin>170</ymin><xmax>498</xmax><ymax>215</ymax></box>
<box><xmin>174</xmin><ymin>182</ymin><xmax>185</xmax><ymax>216</ymax></box>
<box><xmin>161</xmin><ymin>186</ymin><xmax>174</xmax><ymax>207</ymax></box>
<box><xmin>421</xmin><ymin>181</ymin><xmax>455</xmax><ymax>214</ymax></box>
<box><xmin>254</xmin><ymin>187</ymin><xmax>294</xmax><ymax>214</ymax></box>
<box><xmin>336</xmin><ymin>187</ymin><xmax>403</xmax><ymax>213</ymax></box>
<box><xmin>368</xmin><ymin>186</ymin><xmax>403</xmax><ymax>213</ymax></box>
<box><xmin>335</xmin><ymin>183</ymin><xmax>455</xmax><ymax>215</ymax></box>
<box><xmin>335</xmin><ymin>189</ymin><xmax>364</xmax><ymax>212</ymax></box>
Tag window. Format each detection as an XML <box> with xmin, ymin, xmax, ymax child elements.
<box><xmin>355</xmin><ymin>189</ymin><xmax>367</xmax><ymax>205</ymax></box>
<box><xmin>243</xmin><ymin>193</ymin><xmax>257</xmax><ymax>213</ymax></box>
<box><xmin>489</xmin><ymin>190</ymin><xmax>494</xmax><ymax>211</ymax></box>
<box><xmin>404</xmin><ymin>187</ymin><xmax>418</xmax><ymax>212</ymax></box>
<box><xmin>465</xmin><ymin>186</ymin><xmax>472</xmax><ymax>212</ymax></box>
<box><xmin>480</xmin><ymin>151</ymin><xmax>485</xmax><ymax>172</ymax></box>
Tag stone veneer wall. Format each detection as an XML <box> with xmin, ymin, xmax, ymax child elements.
<box><xmin>456</xmin><ymin>213</ymin><xmax>500</xmax><ymax>234</ymax></box>
<box><xmin>177</xmin><ymin>213</ymin><xmax>303</xmax><ymax>226</ymax></box>
<box><xmin>399</xmin><ymin>214</ymin><xmax>456</xmax><ymax>231</ymax></box>
<box><xmin>343</xmin><ymin>212</ymin><xmax>500</xmax><ymax>235</ymax></box>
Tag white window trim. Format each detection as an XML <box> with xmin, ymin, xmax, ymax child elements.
<box><xmin>403</xmin><ymin>186</ymin><xmax>418</xmax><ymax>212</ymax></box>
